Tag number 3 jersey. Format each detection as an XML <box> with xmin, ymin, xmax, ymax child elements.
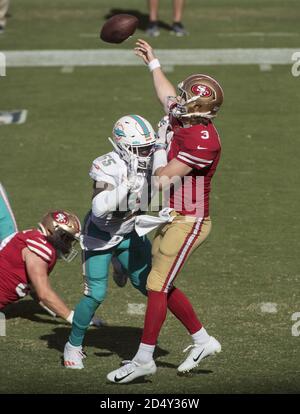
<box><xmin>0</xmin><ymin>230</ymin><xmax>57</xmax><ymax>309</ymax></box>
<box><xmin>167</xmin><ymin>120</ymin><xmax>221</xmax><ymax>217</ymax></box>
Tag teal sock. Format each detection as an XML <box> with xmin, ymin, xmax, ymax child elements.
<box><xmin>69</xmin><ymin>296</ymin><xmax>100</xmax><ymax>346</ymax></box>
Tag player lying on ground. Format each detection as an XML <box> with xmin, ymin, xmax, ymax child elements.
<box><xmin>63</xmin><ymin>114</ymin><xmax>157</xmax><ymax>369</ymax></box>
<box><xmin>0</xmin><ymin>207</ymin><xmax>81</xmax><ymax>322</ymax></box>
<box><xmin>107</xmin><ymin>39</ymin><xmax>224</xmax><ymax>383</ymax></box>
<box><xmin>0</xmin><ymin>195</ymin><xmax>102</xmax><ymax>326</ymax></box>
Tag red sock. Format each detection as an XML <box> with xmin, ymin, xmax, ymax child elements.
<box><xmin>167</xmin><ymin>287</ymin><xmax>202</xmax><ymax>334</ymax></box>
<box><xmin>141</xmin><ymin>291</ymin><xmax>168</xmax><ymax>345</ymax></box>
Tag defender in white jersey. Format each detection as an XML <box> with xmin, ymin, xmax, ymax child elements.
<box><xmin>64</xmin><ymin>114</ymin><xmax>156</xmax><ymax>369</ymax></box>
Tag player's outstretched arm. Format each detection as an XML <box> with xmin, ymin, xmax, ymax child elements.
<box><xmin>24</xmin><ymin>248</ymin><xmax>73</xmax><ymax>322</ymax></box>
<box><xmin>29</xmin><ymin>290</ymin><xmax>57</xmax><ymax>317</ymax></box>
<box><xmin>134</xmin><ymin>39</ymin><xmax>176</xmax><ymax>110</ymax></box>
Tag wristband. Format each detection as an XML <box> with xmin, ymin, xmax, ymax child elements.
<box><xmin>66</xmin><ymin>310</ymin><xmax>74</xmax><ymax>324</ymax></box>
<box><xmin>148</xmin><ymin>58</ymin><xmax>161</xmax><ymax>72</ymax></box>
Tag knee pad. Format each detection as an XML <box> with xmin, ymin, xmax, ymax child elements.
<box><xmin>146</xmin><ymin>269</ymin><xmax>165</xmax><ymax>292</ymax></box>
<box><xmin>89</xmin><ymin>288</ymin><xmax>107</xmax><ymax>304</ymax></box>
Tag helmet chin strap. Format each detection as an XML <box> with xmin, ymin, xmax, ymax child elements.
<box><xmin>108</xmin><ymin>137</ymin><xmax>120</xmax><ymax>153</ymax></box>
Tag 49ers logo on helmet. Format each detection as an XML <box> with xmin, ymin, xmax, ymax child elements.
<box><xmin>191</xmin><ymin>84</ymin><xmax>212</xmax><ymax>97</ymax></box>
<box><xmin>52</xmin><ymin>211</ymin><xmax>69</xmax><ymax>225</ymax></box>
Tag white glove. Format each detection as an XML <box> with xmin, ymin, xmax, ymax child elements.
<box><xmin>124</xmin><ymin>155</ymin><xmax>145</xmax><ymax>193</ymax></box>
<box><xmin>126</xmin><ymin>173</ymin><xmax>145</xmax><ymax>193</ymax></box>
<box><xmin>156</xmin><ymin>116</ymin><xmax>173</xmax><ymax>148</ymax></box>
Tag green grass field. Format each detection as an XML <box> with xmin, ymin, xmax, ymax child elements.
<box><xmin>0</xmin><ymin>0</ymin><xmax>300</xmax><ymax>50</ymax></box>
<box><xmin>0</xmin><ymin>0</ymin><xmax>300</xmax><ymax>394</ymax></box>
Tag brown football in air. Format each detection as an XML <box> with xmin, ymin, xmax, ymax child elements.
<box><xmin>100</xmin><ymin>14</ymin><xmax>139</xmax><ymax>44</ymax></box>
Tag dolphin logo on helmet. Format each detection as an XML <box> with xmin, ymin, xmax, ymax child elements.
<box><xmin>109</xmin><ymin>115</ymin><xmax>156</xmax><ymax>170</ymax></box>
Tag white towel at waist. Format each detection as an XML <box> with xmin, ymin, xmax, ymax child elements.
<box><xmin>135</xmin><ymin>208</ymin><xmax>175</xmax><ymax>237</ymax></box>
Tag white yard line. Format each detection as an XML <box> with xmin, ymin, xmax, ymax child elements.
<box><xmin>2</xmin><ymin>48</ymin><xmax>298</xmax><ymax>67</ymax></box>
<box><xmin>218</xmin><ymin>32</ymin><xmax>299</xmax><ymax>37</ymax></box>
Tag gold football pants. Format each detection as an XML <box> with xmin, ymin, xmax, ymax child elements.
<box><xmin>147</xmin><ymin>214</ymin><xmax>212</xmax><ymax>292</ymax></box>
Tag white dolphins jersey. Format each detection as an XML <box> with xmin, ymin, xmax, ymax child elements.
<box><xmin>87</xmin><ymin>151</ymin><xmax>149</xmax><ymax>241</ymax></box>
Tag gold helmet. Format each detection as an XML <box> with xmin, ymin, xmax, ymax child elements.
<box><xmin>172</xmin><ymin>74</ymin><xmax>224</xmax><ymax>122</ymax></box>
<box><xmin>38</xmin><ymin>210</ymin><xmax>81</xmax><ymax>262</ymax></box>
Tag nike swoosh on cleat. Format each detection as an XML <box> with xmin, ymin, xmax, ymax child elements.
<box><xmin>114</xmin><ymin>372</ymin><xmax>133</xmax><ymax>383</ymax></box>
<box><xmin>193</xmin><ymin>349</ymin><xmax>205</xmax><ymax>362</ymax></box>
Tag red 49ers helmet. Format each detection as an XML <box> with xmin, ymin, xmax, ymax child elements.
<box><xmin>172</xmin><ymin>74</ymin><xmax>224</xmax><ymax>122</ymax></box>
<box><xmin>38</xmin><ymin>210</ymin><xmax>81</xmax><ymax>262</ymax></box>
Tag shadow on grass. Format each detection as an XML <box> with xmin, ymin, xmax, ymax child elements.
<box><xmin>4</xmin><ymin>300</ymin><xmax>212</xmax><ymax>376</ymax></box>
<box><xmin>177</xmin><ymin>368</ymin><xmax>213</xmax><ymax>376</ymax></box>
<box><xmin>40</xmin><ymin>326</ymin><xmax>170</xmax><ymax>363</ymax></box>
<box><xmin>104</xmin><ymin>9</ymin><xmax>172</xmax><ymax>32</ymax></box>
<box><xmin>3</xmin><ymin>299</ymin><xmax>69</xmax><ymax>325</ymax></box>
<box><xmin>106</xmin><ymin>376</ymin><xmax>153</xmax><ymax>385</ymax></box>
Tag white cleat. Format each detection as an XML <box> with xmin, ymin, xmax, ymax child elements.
<box><xmin>178</xmin><ymin>336</ymin><xmax>221</xmax><ymax>373</ymax></box>
<box><xmin>111</xmin><ymin>256</ymin><xmax>129</xmax><ymax>288</ymax></box>
<box><xmin>107</xmin><ymin>359</ymin><xmax>157</xmax><ymax>384</ymax></box>
<box><xmin>63</xmin><ymin>341</ymin><xmax>86</xmax><ymax>369</ymax></box>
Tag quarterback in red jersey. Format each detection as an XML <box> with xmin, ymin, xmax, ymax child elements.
<box><xmin>107</xmin><ymin>40</ymin><xmax>223</xmax><ymax>383</ymax></box>
<box><xmin>0</xmin><ymin>210</ymin><xmax>81</xmax><ymax>323</ymax></box>
<box><xmin>165</xmin><ymin>114</ymin><xmax>221</xmax><ymax>217</ymax></box>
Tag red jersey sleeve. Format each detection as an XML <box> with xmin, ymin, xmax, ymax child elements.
<box><xmin>25</xmin><ymin>236</ymin><xmax>55</xmax><ymax>264</ymax></box>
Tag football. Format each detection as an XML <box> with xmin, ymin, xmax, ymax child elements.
<box><xmin>100</xmin><ymin>14</ymin><xmax>139</xmax><ymax>44</ymax></box>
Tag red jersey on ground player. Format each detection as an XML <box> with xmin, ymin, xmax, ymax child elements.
<box><xmin>0</xmin><ymin>210</ymin><xmax>81</xmax><ymax>326</ymax></box>
<box><xmin>0</xmin><ymin>229</ymin><xmax>57</xmax><ymax>309</ymax></box>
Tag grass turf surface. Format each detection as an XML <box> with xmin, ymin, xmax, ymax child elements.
<box><xmin>0</xmin><ymin>0</ymin><xmax>300</xmax><ymax>395</ymax></box>
<box><xmin>0</xmin><ymin>0</ymin><xmax>300</xmax><ymax>50</ymax></box>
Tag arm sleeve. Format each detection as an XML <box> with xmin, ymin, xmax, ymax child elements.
<box><xmin>25</xmin><ymin>239</ymin><xmax>53</xmax><ymax>263</ymax></box>
<box><xmin>92</xmin><ymin>182</ymin><xmax>129</xmax><ymax>218</ymax></box>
